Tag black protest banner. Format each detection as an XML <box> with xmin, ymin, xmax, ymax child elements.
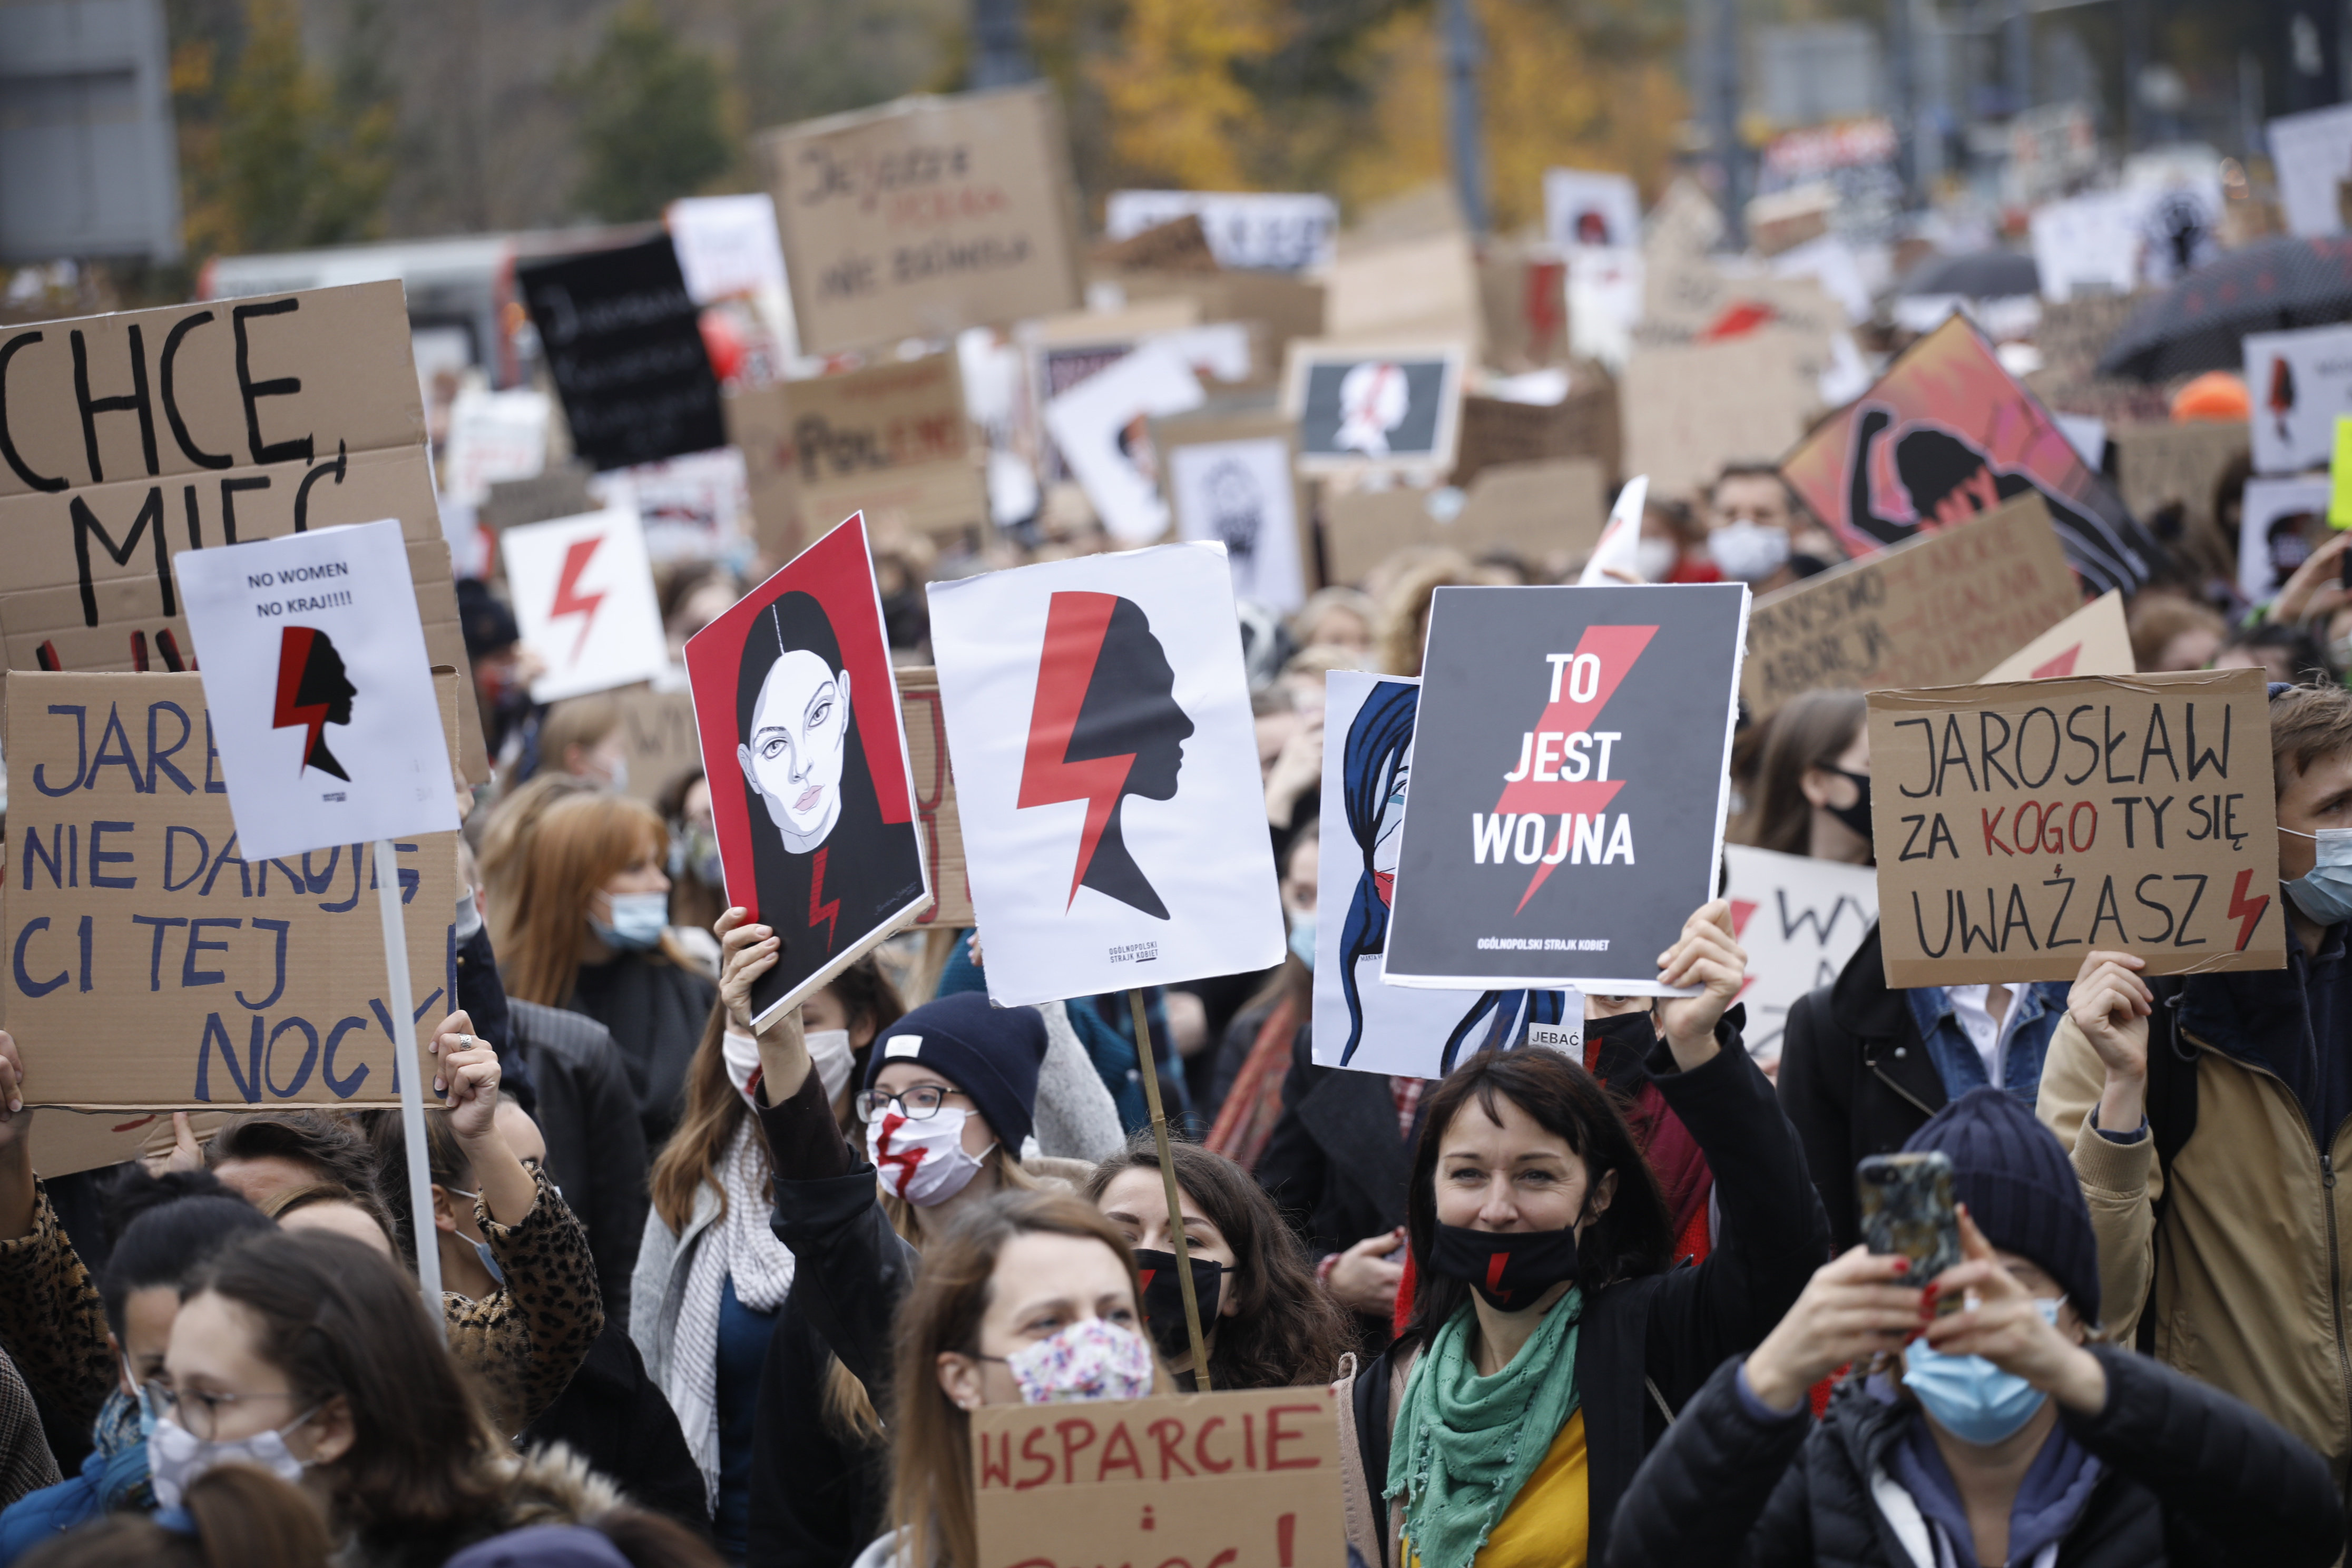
<box><xmin>516</xmin><ymin>236</ymin><xmax>726</xmax><ymax>473</ymax></box>
<box><xmin>1384</xmin><ymin>582</ymin><xmax>1749</xmax><ymax>994</ymax></box>
<box><xmin>1868</xmin><ymin>667</ymin><xmax>2286</xmax><ymax>987</ymax></box>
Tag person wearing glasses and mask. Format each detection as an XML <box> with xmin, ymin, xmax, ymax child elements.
<box><xmin>712</xmin><ymin>910</ymin><xmax>1050</xmax><ymax>1568</ymax></box>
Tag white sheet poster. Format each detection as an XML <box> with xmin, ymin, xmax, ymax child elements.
<box><xmin>175</xmin><ymin>519</ymin><xmax>460</xmax><ymax>860</ymax></box>
<box><xmin>1314</xmin><ymin>671</ymin><xmax>1579</xmax><ymax>1077</ymax></box>
<box><xmin>1104</xmin><ymin>190</ymin><xmax>1339</xmax><ymax>271</ymax></box>
<box><xmin>1167</xmin><ymin>438</ymin><xmax>1306</xmax><ymax>612</ymax></box>
<box><xmin>1543</xmin><ymin>169</ymin><xmax>1642</xmax><ymax>251</ymax></box>
<box><xmin>2270</xmin><ymin>103</ymin><xmax>2352</xmax><ymax>238</ymax></box>
<box><xmin>1721</xmin><ymin>845</ymin><xmax>1877</xmax><ymax>1065</ymax></box>
<box><xmin>1043</xmin><ymin>343</ymin><xmax>1206</xmax><ymax>545</ymax></box>
<box><xmin>501</xmin><ymin>507</ymin><xmax>671</xmax><ymax>702</ymax></box>
<box><xmin>2244</xmin><ymin>323</ymin><xmax>2352</xmax><ymax>475</ymax></box>
<box><xmin>926</xmin><ymin>544</ymin><xmax>1284</xmax><ymax>1006</ymax></box>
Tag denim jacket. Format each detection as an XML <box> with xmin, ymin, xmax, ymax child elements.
<box><xmin>1905</xmin><ymin>982</ymin><xmax>2072</xmax><ymax>1103</ymax></box>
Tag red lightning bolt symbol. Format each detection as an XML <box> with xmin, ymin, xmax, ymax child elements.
<box><xmin>2229</xmin><ymin>868</ymin><xmax>2271</xmax><ymax>952</ymax></box>
<box><xmin>1017</xmin><ymin>592</ymin><xmax>1134</xmax><ymax>910</ymax></box>
<box><xmin>1492</xmin><ymin>624</ymin><xmax>1658</xmax><ymax>913</ymax></box>
<box><xmin>808</xmin><ymin>846</ymin><xmax>840</xmax><ymax>952</ymax></box>
<box><xmin>272</xmin><ymin>625</ymin><xmax>332</xmax><ymax>775</ymax></box>
<box><xmin>549</xmin><ymin>536</ymin><xmax>607</xmax><ymax>665</ymax></box>
<box><xmin>873</xmin><ymin>1112</ymin><xmax>926</xmax><ymax>1192</ymax></box>
<box><xmin>1729</xmin><ymin>897</ymin><xmax>1759</xmax><ymax>999</ymax></box>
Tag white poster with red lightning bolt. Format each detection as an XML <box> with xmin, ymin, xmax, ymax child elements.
<box><xmin>501</xmin><ymin>507</ymin><xmax>671</xmax><ymax>703</ymax></box>
<box><xmin>926</xmin><ymin>543</ymin><xmax>1285</xmax><ymax>1008</ymax></box>
<box><xmin>1383</xmin><ymin>582</ymin><xmax>1749</xmax><ymax>995</ymax></box>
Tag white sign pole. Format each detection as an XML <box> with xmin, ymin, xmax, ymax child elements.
<box><xmin>374</xmin><ymin>838</ymin><xmax>445</xmax><ymax>1330</ymax></box>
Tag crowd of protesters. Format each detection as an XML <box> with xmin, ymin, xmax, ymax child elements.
<box><xmin>0</xmin><ymin>443</ymin><xmax>2345</xmax><ymax>1568</ymax></box>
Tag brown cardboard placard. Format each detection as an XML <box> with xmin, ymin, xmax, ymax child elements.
<box><xmin>479</xmin><ymin>463</ymin><xmax>596</xmax><ymax>535</ymax></box>
<box><xmin>1476</xmin><ymin>248</ymin><xmax>1571</xmax><ymax>372</ymax></box>
<box><xmin>1110</xmin><ymin>271</ymin><xmax>1327</xmax><ymax>383</ymax></box>
<box><xmin>1326</xmin><ymin>232</ymin><xmax>1484</xmax><ymax>352</ymax></box>
<box><xmin>607</xmin><ymin>680</ymin><xmax>704</xmax><ymax>807</ymax></box>
<box><xmin>785</xmin><ymin>354</ymin><xmax>986</xmax><ymax>545</ymax></box>
<box><xmin>894</xmin><ymin>665</ymin><xmax>974</xmax><ymax>929</ymax></box>
<box><xmin>1743</xmin><ymin>493</ymin><xmax>2084</xmax><ymax>718</ymax></box>
<box><xmin>2110</xmin><ymin>419</ymin><xmax>2251</xmax><ymax>536</ymax></box>
<box><xmin>1621</xmin><ymin>330</ymin><xmax>1820</xmax><ymax>501</ymax></box>
<box><xmin>759</xmin><ymin>84</ymin><xmax>1086</xmax><ymax>355</ymax></box>
<box><xmin>1981</xmin><ymin>589</ymin><xmax>2134</xmax><ymax>681</ymax></box>
<box><xmin>1639</xmin><ymin>254</ymin><xmax>1846</xmax><ymax>344</ymax></box>
<box><xmin>1451</xmin><ymin>376</ymin><xmax>1621</xmax><ymax>489</ymax></box>
<box><xmin>3</xmin><ymin>670</ymin><xmax>458</xmax><ymax>1110</ymax></box>
<box><xmin>1093</xmin><ymin>214</ymin><xmax>1220</xmax><ymax>273</ymax></box>
<box><xmin>723</xmin><ymin>382</ymin><xmax>803</xmax><ymax>563</ymax></box>
<box><xmin>29</xmin><ymin>1108</ymin><xmax>229</xmax><ymax>1179</ymax></box>
<box><xmin>1319</xmin><ymin>458</ymin><xmax>1607</xmax><ymax>585</ymax></box>
<box><xmin>972</xmin><ymin>1387</ymin><xmax>1344</xmax><ymax>1568</ymax></box>
<box><xmin>0</xmin><ymin>281</ymin><xmax>487</xmax><ymax>782</ymax></box>
<box><xmin>1868</xmin><ymin>667</ymin><xmax>2284</xmax><ymax>986</ymax></box>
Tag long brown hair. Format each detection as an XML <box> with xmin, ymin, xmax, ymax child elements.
<box><xmin>1735</xmin><ymin>688</ymin><xmax>1868</xmax><ymax>856</ymax></box>
<box><xmin>474</xmin><ymin>771</ymin><xmax>594</xmax><ymax>915</ymax></box>
<box><xmin>888</xmin><ymin>1192</ymin><xmax>1160</xmax><ymax>1568</ymax></box>
<box><xmin>1083</xmin><ymin>1134</ymin><xmax>1351</xmax><ymax>1388</ymax></box>
<box><xmin>496</xmin><ymin>791</ymin><xmax>688</xmax><ymax>1006</ymax></box>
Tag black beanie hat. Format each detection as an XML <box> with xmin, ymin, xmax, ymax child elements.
<box><xmin>860</xmin><ymin>992</ymin><xmax>1047</xmax><ymax>1153</ymax></box>
<box><xmin>1902</xmin><ymin>1086</ymin><xmax>2100</xmax><ymax>1322</ymax></box>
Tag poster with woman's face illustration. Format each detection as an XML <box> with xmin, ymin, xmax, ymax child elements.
<box><xmin>926</xmin><ymin>543</ymin><xmax>1285</xmax><ymax>1008</ymax></box>
<box><xmin>684</xmin><ymin>512</ymin><xmax>929</xmax><ymax>1026</ymax></box>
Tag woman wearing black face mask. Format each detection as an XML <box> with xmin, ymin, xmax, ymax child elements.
<box><xmin>1330</xmin><ymin>902</ymin><xmax>1828</xmax><ymax>1568</ymax></box>
<box><xmin>1734</xmin><ymin>689</ymin><xmax>1873</xmax><ymax>865</ymax></box>
<box><xmin>1084</xmin><ymin>1136</ymin><xmax>1352</xmax><ymax>1391</ymax></box>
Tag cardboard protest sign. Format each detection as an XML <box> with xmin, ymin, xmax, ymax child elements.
<box><xmin>605</xmin><ymin>679</ymin><xmax>701</xmax><ymax>806</ymax></box>
<box><xmin>665</xmin><ymin>193</ymin><xmax>790</xmax><ymax>305</ymax></box>
<box><xmin>972</xmin><ymin>1387</ymin><xmax>1345</xmax><ymax>1568</ymax></box>
<box><xmin>684</xmin><ymin>513</ymin><xmax>927</xmax><ymax>1024</ymax></box>
<box><xmin>1327</xmin><ymin>234</ymin><xmax>1484</xmax><ymax>351</ymax></box>
<box><xmin>760</xmin><ymin>84</ymin><xmax>1085</xmax><ymax>354</ymax></box>
<box><xmin>1780</xmin><ymin>316</ymin><xmax>2158</xmax><ymax>595</ymax></box>
<box><xmin>721</xmin><ymin>383</ymin><xmax>803</xmax><ymax>561</ymax></box>
<box><xmin>1622</xmin><ymin>332</ymin><xmax>1818</xmax><ymax>501</ymax></box>
<box><xmin>1110</xmin><ymin>271</ymin><xmax>1328</xmax><ymax>384</ymax></box>
<box><xmin>1155</xmin><ymin>411</ymin><xmax>1311</xmax><ymax>612</ymax></box>
<box><xmin>1544</xmin><ymin>168</ymin><xmax>1642</xmax><ymax>250</ymax></box>
<box><xmin>926</xmin><ymin>543</ymin><xmax>1284</xmax><ymax>1006</ymax></box>
<box><xmin>1638</xmin><ymin>258</ymin><xmax>1846</xmax><ymax>347</ymax></box>
<box><xmin>1981</xmin><ymin>589</ymin><xmax>2134</xmax><ymax>682</ymax></box>
<box><xmin>1314</xmin><ymin>671</ymin><xmax>1579</xmax><ymax>1076</ymax></box>
<box><xmin>785</xmin><ymin>354</ymin><xmax>985</xmax><ymax>544</ymax></box>
<box><xmin>174</xmin><ymin>519</ymin><xmax>460</xmax><ymax>861</ymax></box>
<box><xmin>1321</xmin><ymin>460</ymin><xmax>1609</xmax><ymax>587</ymax></box>
<box><xmin>894</xmin><ymin>666</ymin><xmax>975</xmax><ymax>929</ymax></box>
<box><xmin>1105</xmin><ymin>191</ymin><xmax>1339</xmax><ymax>272</ymax></box>
<box><xmin>2110</xmin><ymin>419</ymin><xmax>2249</xmax><ymax>536</ymax></box>
<box><xmin>515</xmin><ymin>236</ymin><xmax>727</xmax><ymax>474</ymax></box>
<box><xmin>600</xmin><ymin>447</ymin><xmax>750</xmax><ymax>563</ymax></box>
<box><xmin>1723</xmin><ymin>845</ymin><xmax>1876</xmax><ymax>1064</ymax></box>
<box><xmin>2245</xmin><ymin>325</ymin><xmax>2352</xmax><ymax>475</ymax></box>
<box><xmin>1743</xmin><ymin>493</ymin><xmax>2082</xmax><ymax>718</ymax></box>
<box><xmin>1383</xmin><ymin>583</ymin><xmax>1749</xmax><ymax>994</ymax></box>
<box><xmin>2268</xmin><ymin>103</ymin><xmax>2352</xmax><ymax>238</ymax></box>
<box><xmin>29</xmin><ymin>1109</ymin><xmax>228</xmax><ymax>1180</ymax></box>
<box><xmin>3</xmin><ymin>670</ymin><xmax>457</xmax><ymax>1109</ymax></box>
<box><xmin>1867</xmin><ymin>667</ymin><xmax>2285</xmax><ymax>986</ymax></box>
<box><xmin>479</xmin><ymin>464</ymin><xmax>595</xmax><ymax>534</ymax></box>
<box><xmin>1043</xmin><ymin>342</ymin><xmax>1205</xmax><ymax>545</ymax></box>
<box><xmin>0</xmin><ymin>282</ymin><xmax>484</xmax><ymax>779</ymax></box>
<box><xmin>1284</xmin><ymin>342</ymin><xmax>1467</xmax><ymax>477</ymax></box>
<box><xmin>2239</xmin><ymin>476</ymin><xmax>2333</xmax><ymax>603</ymax></box>
<box><xmin>2028</xmin><ymin>191</ymin><xmax>2143</xmax><ymax>303</ymax></box>
<box><xmin>438</xmin><ymin>388</ymin><xmax>548</xmax><ymax>507</ymax></box>
<box><xmin>500</xmin><ymin>507</ymin><xmax>669</xmax><ymax>703</ymax></box>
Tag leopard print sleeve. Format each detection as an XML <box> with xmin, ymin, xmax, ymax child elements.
<box><xmin>444</xmin><ymin>1165</ymin><xmax>605</xmax><ymax>1435</ymax></box>
<box><xmin>0</xmin><ymin>1181</ymin><xmax>115</xmax><ymax>1439</ymax></box>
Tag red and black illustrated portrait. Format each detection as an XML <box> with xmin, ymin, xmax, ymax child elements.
<box><xmin>1017</xmin><ymin>591</ymin><xmax>1194</xmax><ymax>920</ymax></box>
<box><xmin>272</xmin><ymin>625</ymin><xmax>357</xmax><ymax>781</ymax></box>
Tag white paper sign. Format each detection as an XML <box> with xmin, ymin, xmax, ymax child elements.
<box><xmin>1577</xmin><ymin>476</ymin><xmax>1650</xmax><ymax>585</ymax></box>
<box><xmin>175</xmin><ymin>520</ymin><xmax>461</xmax><ymax>861</ymax></box>
<box><xmin>1314</xmin><ymin>671</ymin><xmax>1578</xmax><ymax>1077</ymax></box>
<box><xmin>439</xmin><ymin>388</ymin><xmax>550</xmax><ymax>507</ymax></box>
<box><xmin>1043</xmin><ymin>342</ymin><xmax>1205</xmax><ymax>545</ymax></box>
<box><xmin>1543</xmin><ymin>169</ymin><xmax>1642</xmax><ymax>251</ymax></box>
<box><xmin>1722</xmin><ymin>845</ymin><xmax>1876</xmax><ymax>1064</ymax></box>
<box><xmin>595</xmin><ymin>446</ymin><xmax>750</xmax><ymax>563</ymax></box>
<box><xmin>667</xmin><ymin>193</ymin><xmax>790</xmax><ymax>303</ymax></box>
<box><xmin>2270</xmin><ymin>103</ymin><xmax>2352</xmax><ymax>237</ymax></box>
<box><xmin>2240</xmin><ymin>475</ymin><xmax>2335</xmax><ymax>603</ymax></box>
<box><xmin>1568</xmin><ymin>249</ymin><xmax>1643</xmax><ymax>369</ymax></box>
<box><xmin>1167</xmin><ymin>438</ymin><xmax>1305</xmax><ymax>612</ymax></box>
<box><xmin>926</xmin><ymin>544</ymin><xmax>1285</xmax><ymax>1006</ymax></box>
<box><xmin>501</xmin><ymin>507</ymin><xmax>671</xmax><ymax>702</ymax></box>
<box><xmin>2028</xmin><ymin>192</ymin><xmax>2141</xmax><ymax>303</ymax></box>
<box><xmin>1104</xmin><ymin>191</ymin><xmax>1339</xmax><ymax>271</ymax></box>
<box><xmin>2243</xmin><ymin>323</ymin><xmax>2352</xmax><ymax>475</ymax></box>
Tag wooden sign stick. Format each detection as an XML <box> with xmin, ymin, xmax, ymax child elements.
<box><xmin>1127</xmin><ymin>987</ymin><xmax>1211</xmax><ymax>1390</ymax></box>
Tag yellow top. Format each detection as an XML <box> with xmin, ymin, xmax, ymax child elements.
<box><xmin>1400</xmin><ymin>1410</ymin><xmax>1589</xmax><ymax>1568</ymax></box>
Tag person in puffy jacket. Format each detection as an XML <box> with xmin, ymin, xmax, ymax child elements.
<box><xmin>1604</xmin><ymin>1087</ymin><xmax>2344</xmax><ymax>1568</ymax></box>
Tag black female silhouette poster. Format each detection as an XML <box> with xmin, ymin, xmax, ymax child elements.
<box><xmin>1780</xmin><ymin>316</ymin><xmax>2160</xmax><ymax>596</ymax></box>
<box><xmin>684</xmin><ymin>513</ymin><xmax>929</xmax><ymax>1026</ymax></box>
<box><xmin>175</xmin><ymin>518</ymin><xmax>460</xmax><ymax>861</ymax></box>
<box><xmin>926</xmin><ymin>543</ymin><xmax>1285</xmax><ymax>1007</ymax></box>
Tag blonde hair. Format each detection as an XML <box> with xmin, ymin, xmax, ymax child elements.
<box><xmin>474</xmin><ymin>772</ymin><xmax>595</xmax><ymax>915</ymax></box>
<box><xmin>495</xmin><ymin>792</ymin><xmax>682</xmax><ymax>1006</ymax></box>
<box><xmin>533</xmin><ymin>692</ymin><xmax>622</xmax><ymax>779</ymax></box>
<box><xmin>1375</xmin><ymin>550</ymin><xmax>1473</xmax><ymax>677</ymax></box>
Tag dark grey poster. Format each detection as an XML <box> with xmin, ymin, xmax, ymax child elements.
<box><xmin>516</xmin><ymin>235</ymin><xmax>726</xmax><ymax>473</ymax></box>
<box><xmin>1383</xmin><ymin>583</ymin><xmax>1749</xmax><ymax>993</ymax></box>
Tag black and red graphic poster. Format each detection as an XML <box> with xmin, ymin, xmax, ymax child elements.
<box><xmin>926</xmin><ymin>543</ymin><xmax>1284</xmax><ymax>1007</ymax></box>
<box><xmin>1384</xmin><ymin>583</ymin><xmax>1749</xmax><ymax>994</ymax></box>
<box><xmin>683</xmin><ymin>512</ymin><xmax>929</xmax><ymax>1026</ymax></box>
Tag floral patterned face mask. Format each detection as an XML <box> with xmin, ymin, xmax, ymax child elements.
<box><xmin>987</xmin><ymin>1317</ymin><xmax>1155</xmax><ymax>1405</ymax></box>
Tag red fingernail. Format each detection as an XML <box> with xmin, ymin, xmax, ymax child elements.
<box><xmin>1890</xmin><ymin>1257</ymin><xmax>1909</xmax><ymax>1274</ymax></box>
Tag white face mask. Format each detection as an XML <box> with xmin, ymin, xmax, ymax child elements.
<box><xmin>867</xmin><ymin>1103</ymin><xmax>991</xmax><ymax>1207</ymax></box>
<box><xmin>1707</xmin><ymin>519</ymin><xmax>1791</xmax><ymax>583</ymax></box>
<box><xmin>1634</xmin><ymin>536</ymin><xmax>1678</xmax><ymax>583</ymax></box>
<box><xmin>998</xmin><ymin>1318</ymin><xmax>1156</xmax><ymax>1405</ymax></box>
<box><xmin>2282</xmin><ymin>826</ymin><xmax>2352</xmax><ymax>927</ymax></box>
<box><xmin>147</xmin><ymin>1408</ymin><xmax>315</xmax><ymax>1508</ymax></box>
<box><xmin>454</xmin><ymin>885</ymin><xmax>483</xmax><ymax>943</ymax></box>
<box><xmin>726</xmin><ymin>1027</ymin><xmax>856</xmax><ymax>1108</ymax></box>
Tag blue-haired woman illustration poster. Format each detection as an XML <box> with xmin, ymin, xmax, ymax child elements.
<box><xmin>1316</xmin><ymin>672</ymin><xmax>1571</xmax><ymax>1075</ymax></box>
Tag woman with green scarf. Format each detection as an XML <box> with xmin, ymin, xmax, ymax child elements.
<box><xmin>1331</xmin><ymin>901</ymin><xmax>1830</xmax><ymax>1568</ymax></box>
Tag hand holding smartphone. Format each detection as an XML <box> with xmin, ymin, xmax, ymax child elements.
<box><xmin>1857</xmin><ymin>1151</ymin><xmax>1962</xmax><ymax>1314</ymax></box>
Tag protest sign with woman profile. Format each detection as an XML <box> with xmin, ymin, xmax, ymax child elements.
<box><xmin>685</xmin><ymin>513</ymin><xmax>928</xmax><ymax>1025</ymax></box>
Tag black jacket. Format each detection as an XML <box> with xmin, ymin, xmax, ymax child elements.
<box><xmin>1258</xmin><ymin>1024</ymin><xmax>1416</xmax><ymax>1258</ymax></box>
<box><xmin>1604</xmin><ymin>1348</ymin><xmax>2344</xmax><ymax>1568</ymax></box>
<box><xmin>569</xmin><ymin>951</ymin><xmax>719</xmax><ymax>1151</ymax></box>
<box><xmin>1351</xmin><ymin>1025</ymin><xmax>1831</xmax><ymax>1561</ymax></box>
<box><xmin>520</xmin><ymin>1318</ymin><xmax>709</xmax><ymax>1535</ymax></box>
<box><xmin>1778</xmin><ymin>927</ymin><xmax>1946</xmax><ymax>1254</ymax></box>
<box><xmin>511</xmin><ymin>999</ymin><xmax>651</xmax><ymax>1312</ymax></box>
<box><xmin>746</xmin><ymin>1301</ymin><xmax>886</xmax><ymax>1568</ymax></box>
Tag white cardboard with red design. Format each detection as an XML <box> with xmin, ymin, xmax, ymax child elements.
<box><xmin>500</xmin><ymin>506</ymin><xmax>671</xmax><ymax>702</ymax></box>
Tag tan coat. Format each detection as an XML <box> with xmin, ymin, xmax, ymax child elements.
<box><xmin>2039</xmin><ymin>1011</ymin><xmax>2352</xmax><ymax>1483</ymax></box>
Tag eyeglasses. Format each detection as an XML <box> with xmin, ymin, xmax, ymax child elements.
<box><xmin>854</xmin><ymin>1085</ymin><xmax>968</xmax><ymax>1124</ymax></box>
<box><xmin>148</xmin><ymin>1382</ymin><xmax>308</xmax><ymax>1440</ymax></box>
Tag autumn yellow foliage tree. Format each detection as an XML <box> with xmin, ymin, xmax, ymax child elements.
<box><xmin>1090</xmin><ymin>0</ymin><xmax>1282</xmax><ymax>191</ymax></box>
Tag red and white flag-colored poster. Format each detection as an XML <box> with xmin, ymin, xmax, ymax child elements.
<box><xmin>501</xmin><ymin>506</ymin><xmax>670</xmax><ymax>703</ymax></box>
<box><xmin>926</xmin><ymin>543</ymin><xmax>1284</xmax><ymax>1007</ymax></box>
<box><xmin>684</xmin><ymin>512</ymin><xmax>929</xmax><ymax>1026</ymax></box>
